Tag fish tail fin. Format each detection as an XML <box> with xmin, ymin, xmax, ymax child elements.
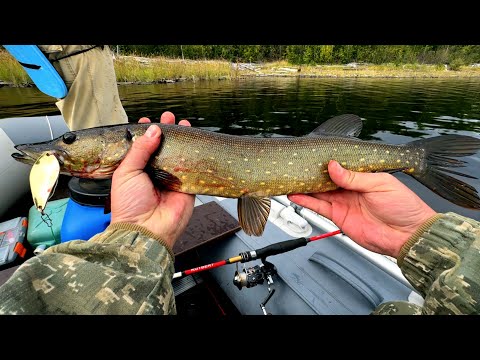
<box><xmin>407</xmin><ymin>135</ymin><xmax>480</xmax><ymax>210</ymax></box>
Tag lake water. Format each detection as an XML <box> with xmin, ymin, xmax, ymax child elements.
<box><xmin>1</xmin><ymin>77</ymin><xmax>479</xmax><ymax>220</ymax></box>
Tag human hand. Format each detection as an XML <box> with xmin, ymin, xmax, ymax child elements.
<box><xmin>288</xmin><ymin>160</ymin><xmax>437</xmax><ymax>258</ymax></box>
<box><xmin>111</xmin><ymin>111</ymin><xmax>195</xmax><ymax>251</ymax></box>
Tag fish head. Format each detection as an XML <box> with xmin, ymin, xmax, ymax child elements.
<box><xmin>12</xmin><ymin>126</ymin><xmax>136</xmax><ymax>179</ymax></box>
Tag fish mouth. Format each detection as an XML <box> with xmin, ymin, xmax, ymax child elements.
<box><xmin>13</xmin><ymin>143</ymin><xmax>66</xmax><ymax>166</ymax></box>
<box><xmin>11</xmin><ymin>150</ymin><xmax>37</xmax><ymax>165</ymax></box>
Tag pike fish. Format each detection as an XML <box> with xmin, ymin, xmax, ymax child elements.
<box><xmin>12</xmin><ymin>114</ymin><xmax>480</xmax><ymax>236</ymax></box>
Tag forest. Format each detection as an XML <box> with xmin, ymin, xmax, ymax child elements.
<box><xmin>115</xmin><ymin>45</ymin><xmax>480</xmax><ymax>68</ymax></box>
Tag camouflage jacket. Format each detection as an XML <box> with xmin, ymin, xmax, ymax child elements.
<box><xmin>0</xmin><ymin>223</ymin><xmax>176</xmax><ymax>315</ymax></box>
<box><xmin>373</xmin><ymin>212</ymin><xmax>480</xmax><ymax>315</ymax></box>
<box><xmin>0</xmin><ymin>212</ymin><xmax>478</xmax><ymax>315</ymax></box>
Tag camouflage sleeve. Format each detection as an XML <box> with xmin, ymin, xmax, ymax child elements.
<box><xmin>397</xmin><ymin>212</ymin><xmax>480</xmax><ymax>314</ymax></box>
<box><xmin>0</xmin><ymin>223</ymin><xmax>176</xmax><ymax>315</ymax></box>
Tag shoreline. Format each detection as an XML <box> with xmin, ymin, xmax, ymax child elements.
<box><xmin>1</xmin><ymin>54</ymin><xmax>480</xmax><ymax>88</ymax></box>
<box><xmin>3</xmin><ymin>71</ymin><xmax>480</xmax><ymax>89</ymax></box>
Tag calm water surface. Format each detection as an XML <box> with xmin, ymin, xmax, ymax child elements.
<box><xmin>1</xmin><ymin>77</ymin><xmax>479</xmax><ymax>219</ymax></box>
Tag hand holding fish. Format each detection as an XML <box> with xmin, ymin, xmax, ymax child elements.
<box><xmin>289</xmin><ymin>161</ymin><xmax>438</xmax><ymax>258</ymax></box>
<box><xmin>111</xmin><ymin>113</ymin><xmax>195</xmax><ymax>251</ymax></box>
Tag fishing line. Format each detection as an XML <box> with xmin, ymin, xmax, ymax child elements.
<box><xmin>40</xmin><ymin>211</ymin><xmax>58</xmax><ymax>244</ymax></box>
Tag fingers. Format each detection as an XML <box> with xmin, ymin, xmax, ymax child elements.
<box><xmin>160</xmin><ymin>111</ymin><xmax>175</xmax><ymax>124</ymax></box>
<box><xmin>328</xmin><ymin>160</ymin><xmax>395</xmax><ymax>192</ymax></box>
<box><xmin>288</xmin><ymin>194</ymin><xmax>332</xmax><ymax>220</ymax></box>
<box><xmin>138</xmin><ymin>117</ymin><xmax>151</xmax><ymax>124</ymax></box>
<box><xmin>117</xmin><ymin>125</ymin><xmax>161</xmax><ymax>174</ymax></box>
<box><xmin>160</xmin><ymin>111</ymin><xmax>190</xmax><ymax>126</ymax></box>
<box><xmin>178</xmin><ymin>119</ymin><xmax>191</xmax><ymax>127</ymax></box>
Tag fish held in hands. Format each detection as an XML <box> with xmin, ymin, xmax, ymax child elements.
<box><xmin>12</xmin><ymin>114</ymin><xmax>480</xmax><ymax>236</ymax></box>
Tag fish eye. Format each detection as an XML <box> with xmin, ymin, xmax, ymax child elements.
<box><xmin>63</xmin><ymin>132</ymin><xmax>76</xmax><ymax>144</ymax></box>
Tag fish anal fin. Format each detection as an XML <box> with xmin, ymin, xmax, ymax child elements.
<box><xmin>237</xmin><ymin>195</ymin><xmax>271</xmax><ymax>236</ymax></box>
<box><xmin>308</xmin><ymin>114</ymin><xmax>363</xmax><ymax>138</ymax></box>
<box><xmin>146</xmin><ymin>167</ymin><xmax>182</xmax><ymax>191</ymax></box>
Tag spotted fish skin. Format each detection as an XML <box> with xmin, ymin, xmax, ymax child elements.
<box><xmin>154</xmin><ymin>127</ymin><xmax>424</xmax><ymax>197</ymax></box>
<box><xmin>12</xmin><ymin>114</ymin><xmax>480</xmax><ymax>236</ymax></box>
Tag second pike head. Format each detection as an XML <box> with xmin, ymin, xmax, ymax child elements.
<box><xmin>12</xmin><ymin>126</ymin><xmax>138</xmax><ymax>179</ymax></box>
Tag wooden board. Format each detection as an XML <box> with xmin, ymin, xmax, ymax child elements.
<box><xmin>173</xmin><ymin>201</ymin><xmax>240</xmax><ymax>257</ymax></box>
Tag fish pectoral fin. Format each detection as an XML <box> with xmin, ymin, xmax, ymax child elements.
<box><xmin>146</xmin><ymin>167</ymin><xmax>182</xmax><ymax>191</ymax></box>
<box><xmin>307</xmin><ymin>114</ymin><xmax>363</xmax><ymax>138</ymax></box>
<box><xmin>237</xmin><ymin>195</ymin><xmax>271</xmax><ymax>237</ymax></box>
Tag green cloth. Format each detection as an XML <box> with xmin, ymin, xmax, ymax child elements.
<box><xmin>374</xmin><ymin>212</ymin><xmax>480</xmax><ymax>315</ymax></box>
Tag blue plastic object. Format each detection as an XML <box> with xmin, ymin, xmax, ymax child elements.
<box><xmin>3</xmin><ymin>45</ymin><xmax>68</xmax><ymax>98</ymax></box>
<box><xmin>60</xmin><ymin>199</ymin><xmax>111</xmax><ymax>243</ymax></box>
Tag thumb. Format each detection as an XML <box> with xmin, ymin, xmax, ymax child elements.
<box><xmin>117</xmin><ymin>125</ymin><xmax>161</xmax><ymax>173</ymax></box>
<box><xmin>328</xmin><ymin>160</ymin><xmax>390</xmax><ymax>192</ymax></box>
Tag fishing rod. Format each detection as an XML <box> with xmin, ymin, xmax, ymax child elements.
<box><xmin>172</xmin><ymin>230</ymin><xmax>342</xmax><ymax>280</ymax></box>
<box><xmin>172</xmin><ymin>229</ymin><xmax>342</xmax><ymax>315</ymax></box>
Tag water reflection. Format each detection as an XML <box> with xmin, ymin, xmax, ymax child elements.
<box><xmin>118</xmin><ymin>77</ymin><xmax>480</xmax><ymax>139</ymax></box>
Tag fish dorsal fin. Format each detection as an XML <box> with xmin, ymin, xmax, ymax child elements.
<box><xmin>308</xmin><ymin>114</ymin><xmax>363</xmax><ymax>137</ymax></box>
<box><xmin>237</xmin><ymin>195</ymin><xmax>271</xmax><ymax>236</ymax></box>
